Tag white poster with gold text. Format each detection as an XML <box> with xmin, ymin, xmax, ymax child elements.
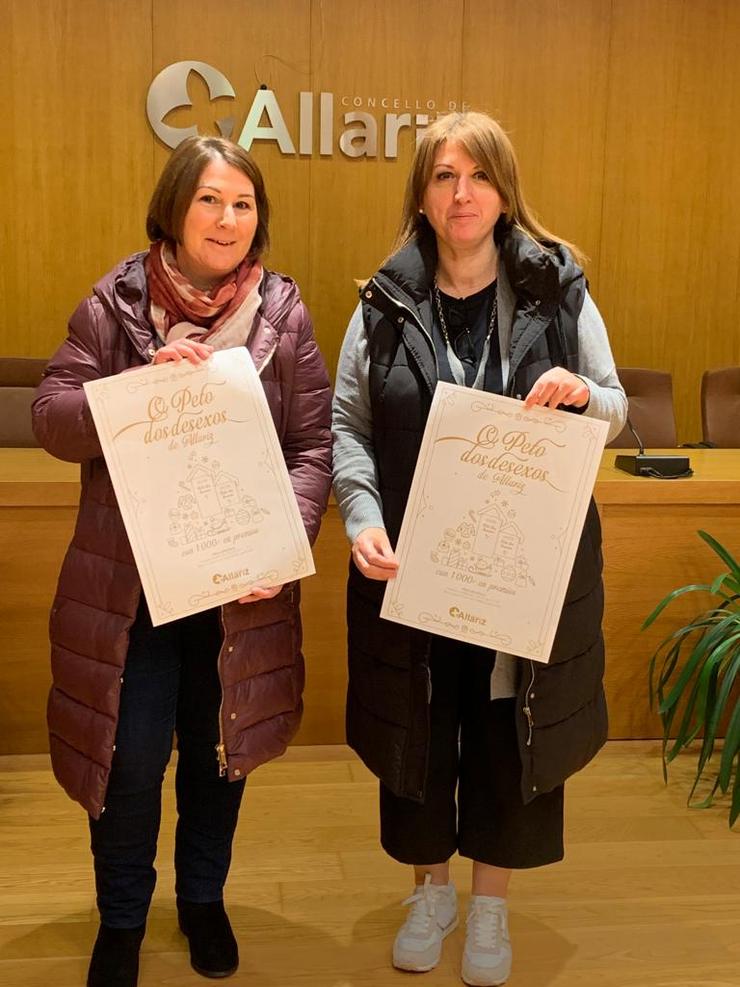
<box><xmin>84</xmin><ymin>348</ymin><xmax>313</xmax><ymax>626</ymax></box>
<box><xmin>381</xmin><ymin>384</ymin><xmax>608</xmax><ymax>662</ymax></box>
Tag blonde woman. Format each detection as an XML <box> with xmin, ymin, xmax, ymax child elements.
<box><xmin>332</xmin><ymin>112</ymin><xmax>626</xmax><ymax>986</ymax></box>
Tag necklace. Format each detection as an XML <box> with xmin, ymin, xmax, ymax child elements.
<box><xmin>433</xmin><ymin>279</ymin><xmax>498</xmax><ymax>390</ymax></box>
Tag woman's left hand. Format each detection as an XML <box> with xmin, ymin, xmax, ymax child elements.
<box><xmin>152</xmin><ymin>338</ymin><xmax>214</xmax><ymax>366</ymax></box>
<box><xmin>523</xmin><ymin>368</ymin><xmax>590</xmax><ymax>410</ymax></box>
<box><xmin>237</xmin><ymin>584</ymin><xmax>284</xmax><ymax>604</ymax></box>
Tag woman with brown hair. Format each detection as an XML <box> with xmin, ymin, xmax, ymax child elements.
<box><xmin>33</xmin><ymin>136</ymin><xmax>332</xmax><ymax>987</ymax></box>
<box><xmin>332</xmin><ymin>111</ymin><xmax>626</xmax><ymax>986</ymax></box>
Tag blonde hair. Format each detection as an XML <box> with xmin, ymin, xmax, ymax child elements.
<box><xmin>394</xmin><ymin>112</ymin><xmax>585</xmax><ymax>267</ymax></box>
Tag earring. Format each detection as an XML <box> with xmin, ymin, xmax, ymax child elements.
<box><xmin>418</xmin><ymin>208</ymin><xmax>424</xmax><ymax>214</ymax></box>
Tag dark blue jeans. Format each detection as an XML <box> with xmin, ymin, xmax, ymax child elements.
<box><xmin>89</xmin><ymin>600</ymin><xmax>246</xmax><ymax>928</ymax></box>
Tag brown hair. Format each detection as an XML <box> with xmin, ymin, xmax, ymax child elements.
<box><xmin>146</xmin><ymin>136</ymin><xmax>270</xmax><ymax>261</ymax></box>
<box><xmin>395</xmin><ymin>112</ymin><xmax>585</xmax><ymax>266</ymax></box>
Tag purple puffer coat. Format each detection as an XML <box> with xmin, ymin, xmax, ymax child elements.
<box><xmin>32</xmin><ymin>252</ymin><xmax>332</xmax><ymax>818</ymax></box>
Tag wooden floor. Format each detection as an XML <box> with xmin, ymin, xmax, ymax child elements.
<box><xmin>0</xmin><ymin>743</ymin><xmax>738</xmax><ymax>987</ymax></box>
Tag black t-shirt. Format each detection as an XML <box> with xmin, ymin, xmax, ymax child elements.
<box><xmin>432</xmin><ymin>280</ymin><xmax>503</xmax><ymax>392</ymax></box>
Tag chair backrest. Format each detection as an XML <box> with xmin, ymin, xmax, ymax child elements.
<box><xmin>701</xmin><ymin>366</ymin><xmax>740</xmax><ymax>447</ymax></box>
<box><xmin>0</xmin><ymin>357</ymin><xmax>47</xmax><ymax>447</ymax></box>
<box><xmin>607</xmin><ymin>367</ymin><xmax>677</xmax><ymax>449</ymax></box>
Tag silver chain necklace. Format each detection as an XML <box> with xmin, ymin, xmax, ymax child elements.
<box><xmin>433</xmin><ymin>279</ymin><xmax>498</xmax><ymax>390</ymax></box>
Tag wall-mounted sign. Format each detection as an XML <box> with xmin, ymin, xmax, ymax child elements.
<box><xmin>146</xmin><ymin>61</ymin><xmax>467</xmax><ymax>158</ymax></box>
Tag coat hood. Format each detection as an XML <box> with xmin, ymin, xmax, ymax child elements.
<box><xmin>374</xmin><ymin>221</ymin><xmax>583</xmax><ymax>308</ymax></box>
<box><xmin>497</xmin><ymin>226</ymin><xmax>583</xmax><ymax>305</ymax></box>
<box><xmin>92</xmin><ymin>251</ymin><xmax>156</xmax><ymax>362</ymax></box>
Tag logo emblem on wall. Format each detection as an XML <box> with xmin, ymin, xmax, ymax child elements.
<box><xmin>147</xmin><ymin>61</ymin><xmax>237</xmax><ymax>148</ymax></box>
<box><xmin>146</xmin><ymin>61</ymin><xmax>458</xmax><ymax>158</ymax></box>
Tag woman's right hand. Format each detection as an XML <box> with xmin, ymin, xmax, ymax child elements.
<box><xmin>352</xmin><ymin>527</ymin><xmax>400</xmax><ymax>580</ymax></box>
<box><xmin>151</xmin><ymin>338</ymin><xmax>214</xmax><ymax>365</ymax></box>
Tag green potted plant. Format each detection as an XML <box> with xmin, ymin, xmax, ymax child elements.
<box><xmin>644</xmin><ymin>530</ymin><xmax>740</xmax><ymax>828</ymax></box>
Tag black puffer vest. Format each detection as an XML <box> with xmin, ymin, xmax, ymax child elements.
<box><xmin>346</xmin><ymin>225</ymin><xmax>607</xmax><ymax>804</ymax></box>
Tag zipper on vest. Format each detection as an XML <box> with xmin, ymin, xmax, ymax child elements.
<box><xmin>522</xmin><ymin>660</ymin><xmax>536</xmax><ymax>747</ymax></box>
<box><xmin>375</xmin><ymin>283</ymin><xmax>440</xmax><ymax>377</ymax></box>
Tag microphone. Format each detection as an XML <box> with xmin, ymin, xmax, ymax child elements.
<box><xmin>614</xmin><ymin>416</ymin><xmax>693</xmax><ymax>478</ymax></box>
<box><xmin>626</xmin><ymin>416</ymin><xmax>645</xmax><ymax>454</ymax></box>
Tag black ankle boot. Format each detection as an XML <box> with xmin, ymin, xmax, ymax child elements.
<box><xmin>177</xmin><ymin>898</ymin><xmax>239</xmax><ymax>978</ymax></box>
<box><xmin>87</xmin><ymin>924</ymin><xmax>146</xmax><ymax>987</ymax></box>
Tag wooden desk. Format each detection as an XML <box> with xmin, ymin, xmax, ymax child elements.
<box><xmin>0</xmin><ymin>450</ymin><xmax>79</xmax><ymax>754</ymax></box>
<box><xmin>0</xmin><ymin>449</ymin><xmax>351</xmax><ymax>754</ymax></box>
<box><xmin>596</xmin><ymin>449</ymin><xmax>740</xmax><ymax>737</ymax></box>
<box><xmin>1</xmin><ymin>448</ymin><xmax>739</xmax><ymax>753</ymax></box>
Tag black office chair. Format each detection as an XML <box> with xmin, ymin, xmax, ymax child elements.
<box><xmin>607</xmin><ymin>368</ymin><xmax>678</xmax><ymax>449</ymax></box>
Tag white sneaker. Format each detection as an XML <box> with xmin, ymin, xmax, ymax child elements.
<box><xmin>462</xmin><ymin>895</ymin><xmax>512</xmax><ymax>986</ymax></box>
<box><xmin>392</xmin><ymin>874</ymin><xmax>458</xmax><ymax>972</ymax></box>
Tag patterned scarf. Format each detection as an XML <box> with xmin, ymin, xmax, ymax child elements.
<box><xmin>146</xmin><ymin>240</ymin><xmax>263</xmax><ymax>351</ymax></box>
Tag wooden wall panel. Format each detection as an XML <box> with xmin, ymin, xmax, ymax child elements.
<box><xmin>598</xmin><ymin>0</ymin><xmax>740</xmax><ymax>442</ymax></box>
<box><xmin>602</xmin><ymin>503</ymin><xmax>740</xmax><ymax>738</ymax></box>
<box><xmin>3</xmin><ymin>0</ymin><xmax>740</xmax><ymax>439</ymax></box>
<box><xmin>0</xmin><ymin>0</ymin><xmax>153</xmax><ymax>358</ymax></box>
<box><xmin>307</xmin><ymin>0</ymin><xmax>464</xmax><ymax>378</ymax></box>
<box><xmin>0</xmin><ymin>507</ymin><xmax>77</xmax><ymax>754</ymax></box>
<box><xmin>462</xmin><ymin>0</ymin><xmax>612</xmax><ymax>288</ymax></box>
<box><xmin>293</xmin><ymin>505</ymin><xmax>348</xmax><ymax>745</ymax></box>
<box><xmin>5</xmin><ymin>453</ymin><xmax>738</xmax><ymax>753</ymax></box>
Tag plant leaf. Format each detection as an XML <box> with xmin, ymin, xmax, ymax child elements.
<box><xmin>661</xmin><ymin>615</ymin><xmax>740</xmax><ymax>710</ymax></box>
<box><xmin>689</xmin><ymin>669</ymin><xmax>725</xmax><ymax>801</ymax></box>
<box><xmin>730</xmin><ymin>757</ymin><xmax>740</xmax><ymax>828</ymax></box>
<box><xmin>689</xmin><ymin>774</ymin><xmax>721</xmax><ymax>809</ymax></box>
<box><xmin>649</xmin><ymin>638</ymin><xmax>685</xmax><ymax>710</ymax></box>
<box><xmin>706</xmin><ymin>643</ymin><xmax>740</xmax><ymax>742</ymax></box>
<box><xmin>667</xmin><ymin>669</ymin><xmax>707</xmax><ymax>761</ymax></box>
<box><xmin>699</xmin><ymin>530</ymin><xmax>740</xmax><ymax>581</ymax></box>
<box><xmin>643</xmin><ymin>584</ymin><xmax>714</xmax><ymax>629</ymax></box>
<box><xmin>718</xmin><ymin>702</ymin><xmax>740</xmax><ymax>792</ymax></box>
<box><xmin>645</xmin><ymin>529</ymin><xmax>740</xmax><ymax>827</ymax></box>
<box><xmin>709</xmin><ymin>571</ymin><xmax>740</xmax><ymax>599</ymax></box>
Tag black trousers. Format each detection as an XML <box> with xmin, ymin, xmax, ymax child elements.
<box><xmin>89</xmin><ymin>601</ymin><xmax>246</xmax><ymax>928</ymax></box>
<box><xmin>380</xmin><ymin>640</ymin><xmax>564</xmax><ymax>869</ymax></box>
